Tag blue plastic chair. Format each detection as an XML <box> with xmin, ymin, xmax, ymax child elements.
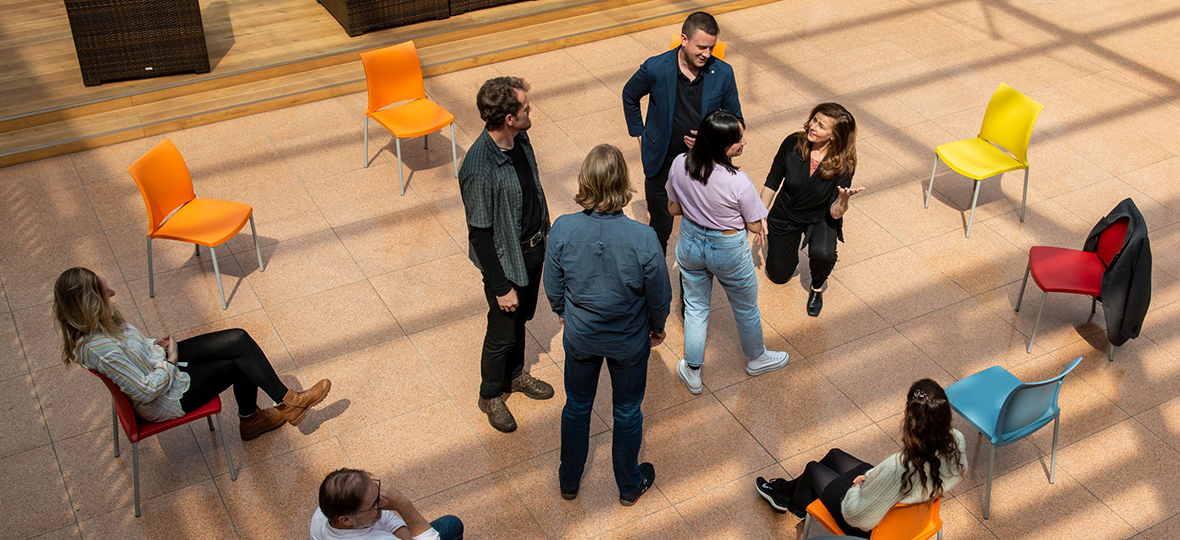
<box><xmin>944</xmin><ymin>356</ymin><xmax>1083</xmax><ymax>519</ymax></box>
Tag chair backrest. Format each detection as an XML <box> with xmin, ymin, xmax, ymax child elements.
<box><xmin>1096</xmin><ymin>217</ymin><xmax>1129</xmax><ymax>266</ymax></box>
<box><xmin>871</xmin><ymin>498</ymin><xmax>942</xmax><ymax>540</ymax></box>
<box><xmin>127</xmin><ymin>139</ymin><xmax>197</xmax><ymax>235</ymax></box>
<box><xmin>977</xmin><ymin>83</ymin><xmax>1044</xmax><ymax>166</ymax></box>
<box><xmin>89</xmin><ymin>370</ymin><xmax>141</xmax><ymax>442</ymax></box>
<box><xmin>360</xmin><ymin>41</ymin><xmax>427</xmax><ymax>115</ymax></box>
<box><xmin>668</xmin><ymin>36</ymin><xmax>727</xmax><ymax>61</ymax></box>
<box><xmin>997</xmin><ymin>357</ymin><xmax>1083</xmax><ymax>438</ymax></box>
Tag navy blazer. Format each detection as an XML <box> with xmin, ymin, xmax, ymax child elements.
<box><xmin>622</xmin><ymin>48</ymin><xmax>742</xmax><ymax>179</ymax></box>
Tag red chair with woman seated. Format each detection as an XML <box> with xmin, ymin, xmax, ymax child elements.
<box><xmin>91</xmin><ymin>370</ymin><xmax>238</xmax><ymax>517</ymax></box>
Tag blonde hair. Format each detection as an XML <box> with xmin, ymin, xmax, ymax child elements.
<box><xmin>574</xmin><ymin>144</ymin><xmax>634</xmax><ymax>213</ymax></box>
<box><xmin>53</xmin><ymin>267</ymin><xmax>125</xmax><ymax>364</ymax></box>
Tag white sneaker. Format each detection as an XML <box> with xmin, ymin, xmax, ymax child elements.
<box><xmin>677</xmin><ymin>359</ymin><xmax>703</xmax><ymax>394</ymax></box>
<box><xmin>746</xmin><ymin>349</ymin><xmax>789</xmax><ymax>376</ymax></box>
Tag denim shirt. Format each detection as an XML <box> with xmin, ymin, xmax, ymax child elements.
<box><xmin>544</xmin><ymin>210</ymin><xmax>671</xmax><ymax>358</ymax></box>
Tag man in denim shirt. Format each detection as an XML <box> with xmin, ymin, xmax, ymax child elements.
<box><xmin>544</xmin><ymin>145</ymin><xmax>671</xmax><ymax>507</ymax></box>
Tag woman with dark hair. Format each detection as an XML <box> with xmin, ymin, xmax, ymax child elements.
<box><xmin>666</xmin><ymin>110</ymin><xmax>789</xmax><ymax>395</ymax></box>
<box><xmin>761</xmin><ymin>103</ymin><xmax>865</xmax><ymax>317</ymax></box>
<box><xmin>53</xmin><ymin>267</ymin><xmax>332</xmax><ymax>441</ymax></box>
<box><xmin>755</xmin><ymin>379</ymin><xmax>967</xmax><ymax>537</ymax></box>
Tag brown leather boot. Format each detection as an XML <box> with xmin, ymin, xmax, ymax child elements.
<box><xmin>478</xmin><ymin>396</ymin><xmax>517</xmax><ymax>433</ymax></box>
<box><xmin>276</xmin><ymin>379</ymin><xmax>331</xmax><ymax>426</ymax></box>
<box><xmin>239</xmin><ymin>407</ymin><xmax>286</xmax><ymax>441</ymax></box>
<box><xmin>511</xmin><ymin>371</ymin><xmax>554</xmax><ymax>400</ymax></box>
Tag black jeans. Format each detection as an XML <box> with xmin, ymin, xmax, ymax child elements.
<box><xmin>765</xmin><ymin>218</ymin><xmax>839</xmax><ymax>288</ymax></box>
<box><xmin>479</xmin><ymin>241</ymin><xmax>544</xmax><ymax>399</ymax></box>
<box><xmin>784</xmin><ymin>448</ymin><xmax>873</xmax><ymax>538</ymax></box>
<box><xmin>644</xmin><ymin>163</ymin><xmax>674</xmax><ymax>255</ymax></box>
<box><xmin>177</xmin><ymin>329</ymin><xmax>288</xmax><ymax>416</ymax></box>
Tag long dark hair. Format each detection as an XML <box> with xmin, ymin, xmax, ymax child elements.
<box><xmin>793</xmin><ymin>102</ymin><xmax>857</xmax><ymax>179</ymax></box>
<box><xmin>684</xmin><ymin>109</ymin><xmax>743</xmax><ymax>185</ymax></box>
<box><xmin>899</xmin><ymin>379</ymin><xmax>963</xmax><ymax>499</ymax></box>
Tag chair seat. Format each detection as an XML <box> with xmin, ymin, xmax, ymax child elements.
<box><xmin>945</xmin><ymin>366</ymin><xmax>1022</xmax><ymax>444</ymax></box>
<box><xmin>151</xmin><ymin>198</ymin><xmax>252</xmax><ymax>246</ymax></box>
<box><xmin>370</xmin><ymin>98</ymin><xmax>455</xmax><ymax>138</ymax></box>
<box><xmin>936</xmin><ymin>138</ymin><xmax>1027</xmax><ymax>180</ymax></box>
<box><xmin>133</xmin><ymin>397</ymin><xmax>222</xmax><ymax>442</ymax></box>
<box><xmin>1028</xmin><ymin>246</ymin><xmax>1104</xmax><ymax>297</ymax></box>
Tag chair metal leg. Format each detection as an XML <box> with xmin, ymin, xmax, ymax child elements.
<box><xmin>363</xmin><ymin>116</ymin><xmax>369</xmax><ymax>168</ymax></box>
<box><xmin>214</xmin><ymin>414</ymin><xmax>238</xmax><ymax>481</ymax></box>
<box><xmin>194</xmin><ymin>244</ymin><xmax>200</xmax><ymax>257</ymax></box>
<box><xmin>984</xmin><ymin>444</ymin><xmax>995</xmax><ymax>519</ymax></box>
<box><xmin>1091</xmin><ymin>297</ymin><xmax>1097</xmax><ymax>314</ymax></box>
<box><xmin>450</xmin><ymin>123</ymin><xmax>459</xmax><ymax>178</ymax></box>
<box><xmin>966</xmin><ymin>180</ymin><xmax>982</xmax><ymax>238</ymax></box>
<box><xmin>803</xmin><ymin>513</ymin><xmax>812</xmax><ymax>537</ymax></box>
<box><xmin>206</xmin><ymin>417</ymin><xmax>215</xmax><ymax>431</ymax></box>
<box><xmin>132</xmin><ymin>442</ymin><xmax>141</xmax><ymax>517</ymax></box>
<box><xmin>146</xmin><ymin>237</ymin><xmax>155</xmax><ymax>298</ymax></box>
<box><xmin>1015</xmin><ymin>261</ymin><xmax>1031</xmax><ymax>312</ymax></box>
<box><xmin>1049</xmin><ymin>415</ymin><xmax>1060</xmax><ymax>484</ymax></box>
<box><xmin>210</xmin><ymin>246</ymin><xmax>227</xmax><ymax>310</ymax></box>
<box><xmin>424</xmin><ymin>133</ymin><xmax>428</xmax><ymax>150</ymax></box>
<box><xmin>1109</xmin><ymin>343</ymin><xmax>1115</xmax><ymax>362</ymax></box>
<box><xmin>250</xmin><ymin>215</ymin><xmax>265</xmax><ymax>272</ymax></box>
<box><xmin>926</xmin><ymin>157</ymin><xmax>938</xmax><ymax>208</ymax></box>
<box><xmin>1020</xmin><ymin>167</ymin><xmax>1030</xmax><ymax>223</ymax></box>
<box><xmin>111</xmin><ymin>400</ymin><xmax>120</xmax><ymax>457</ymax></box>
<box><xmin>1028</xmin><ymin>291</ymin><xmax>1048</xmax><ymax>353</ymax></box>
<box><xmin>938</xmin><ymin>531</ymin><xmax>943</xmax><ymax>540</ymax></box>
<box><xmin>396</xmin><ymin>137</ymin><xmax>405</xmax><ymax>196</ymax></box>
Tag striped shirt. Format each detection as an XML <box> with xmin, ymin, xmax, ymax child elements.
<box><xmin>78</xmin><ymin>325</ymin><xmax>190</xmax><ymax>422</ymax></box>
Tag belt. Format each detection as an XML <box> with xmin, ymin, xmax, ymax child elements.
<box><xmin>521</xmin><ymin>229</ymin><xmax>545</xmax><ymax>248</ymax></box>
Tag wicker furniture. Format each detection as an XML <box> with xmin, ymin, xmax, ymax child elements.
<box><xmin>64</xmin><ymin>0</ymin><xmax>210</xmax><ymax>86</ymax></box>
<box><xmin>450</xmin><ymin>0</ymin><xmax>519</xmax><ymax>16</ymax></box>
<box><xmin>319</xmin><ymin>0</ymin><xmax>450</xmax><ymax>37</ymax></box>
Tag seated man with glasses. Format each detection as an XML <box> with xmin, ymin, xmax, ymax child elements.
<box><xmin>312</xmin><ymin>468</ymin><xmax>463</xmax><ymax>540</ymax></box>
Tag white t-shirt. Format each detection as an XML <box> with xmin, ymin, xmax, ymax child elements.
<box><xmin>310</xmin><ymin>508</ymin><xmax>442</xmax><ymax>540</ymax></box>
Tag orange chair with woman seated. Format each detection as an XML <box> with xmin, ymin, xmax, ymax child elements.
<box><xmin>804</xmin><ymin>498</ymin><xmax>943</xmax><ymax>540</ymax></box>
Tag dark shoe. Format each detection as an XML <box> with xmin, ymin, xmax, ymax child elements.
<box><xmin>478</xmin><ymin>396</ymin><xmax>517</xmax><ymax>433</ymax></box>
<box><xmin>511</xmin><ymin>371</ymin><xmax>554</xmax><ymax>400</ymax></box>
<box><xmin>560</xmin><ymin>485</ymin><xmax>579</xmax><ymax>500</ymax></box>
<box><xmin>239</xmin><ymin>407</ymin><xmax>286</xmax><ymax>441</ymax></box>
<box><xmin>276</xmin><ymin>379</ymin><xmax>331</xmax><ymax>426</ymax></box>
<box><xmin>619</xmin><ymin>462</ymin><xmax>655</xmax><ymax>506</ymax></box>
<box><xmin>807</xmin><ymin>289</ymin><xmax>823</xmax><ymax>317</ymax></box>
<box><xmin>755</xmin><ymin>476</ymin><xmax>790</xmax><ymax>513</ymax></box>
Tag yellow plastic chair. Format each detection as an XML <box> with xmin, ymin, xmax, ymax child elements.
<box><xmin>360</xmin><ymin>41</ymin><xmax>458</xmax><ymax>196</ymax></box>
<box><xmin>668</xmin><ymin>36</ymin><xmax>727</xmax><ymax>60</ymax></box>
<box><xmin>127</xmin><ymin>139</ymin><xmax>265</xmax><ymax>310</ymax></box>
<box><xmin>926</xmin><ymin>83</ymin><xmax>1043</xmax><ymax>238</ymax></box>
<box><xmin>804</xmin><ymin>498</ymin><xmax>943</xmax><ymax>540</ymax></box>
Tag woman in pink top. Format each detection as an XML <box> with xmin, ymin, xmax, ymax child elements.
<box><xmin>666</xmin><ymin>110</ymin><xmax>789</xmax><ymax>395</ymax></box>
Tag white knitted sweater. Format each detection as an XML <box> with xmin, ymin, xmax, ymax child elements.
<box><xmin>841</xmin><ymin>429</ymin><xmax>967</xmax><ymax>530</ymax></box>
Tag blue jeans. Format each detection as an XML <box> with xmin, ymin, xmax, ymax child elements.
<box><xmin>430</xmin><ymin>515</ymin><xmax>464</xmax><ymax>540</ymax></box>
<box><xmin>675</xmin><ymin>218</ymin><xmax>766</xmax><ymax>367</ymax></box>
<box><xmin>559</xmin><ymin>339</ymin><xmax>649</xmax><ymax>496</ymax></box>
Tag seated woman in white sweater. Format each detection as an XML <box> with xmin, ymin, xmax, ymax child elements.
<box><xmin>756</xmin><ymin>379</ymin><xmax>966</xmax><ymax>537</ymax></box>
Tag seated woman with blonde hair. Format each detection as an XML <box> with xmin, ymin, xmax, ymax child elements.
<box><xmin>53</xmin><ymin>267</ymin><xmax>331</xmax><ymax>441</ymax></box>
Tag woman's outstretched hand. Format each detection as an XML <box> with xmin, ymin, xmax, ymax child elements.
<box><xmin>837</xmin><ymin>186</ymin><xmax>866</xmax><ymax>199</ymax></box>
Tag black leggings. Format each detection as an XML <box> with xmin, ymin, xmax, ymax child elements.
<box><xmin>177</xmin><ymin>329</ymin><xmax>288</xmax><ymax>416</ymax></box>
<box><xmin>785</xmin><ymin>448</ymin><xmax>873</xmax><ymax>538</ymax></box>
<box><xmin>765</xmin><ymin>218</ymin><xmax>839</xmax><ymax>288</ymax></box>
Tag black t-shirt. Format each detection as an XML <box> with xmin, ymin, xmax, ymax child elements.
<box><xmin>764</xmin><ymin>133</ymin><xmax>853</xmax><ymax>227</ymax></box>
<box><xmin>663</xmin><ymin>69</ymin><xmax>705</xmax><ymax>171</ymax></box>
<box><xmin>503</xmin><ymin>143</ymin><xmax>542</xmax><ymax>241</ymax></box>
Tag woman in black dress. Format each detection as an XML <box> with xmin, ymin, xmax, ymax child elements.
<box><xmin>760</xmin><ymin>103</ymin><xmax>864</xmax><ymax>316</ymax></box>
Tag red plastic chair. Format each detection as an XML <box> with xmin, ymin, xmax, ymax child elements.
<box><xmin>91</xmin><ymin>371</ymin><xmax>238</xmax><ymax>517</ymax></box>
<box><xmin>1015</xmin><ymin>218</ymin><xmax>1129</xmax><ymax>361</ymax></box>
<box><xmin>804</xmin><ymin>498</ymin><xmax>943</xmax><ymax>540</ymax></box>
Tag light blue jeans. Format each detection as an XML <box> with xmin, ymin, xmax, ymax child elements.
<box><xmin>675</xmin><ymin>218</ymin><xmax>766</xmax><ymax>367</ymax></box>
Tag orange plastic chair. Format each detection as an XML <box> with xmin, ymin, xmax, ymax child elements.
<box><xmin>360</xmin><ymin>41</ymin><xmax>458</xmax><ymax>196</ymax></box>
<box><xmin>91</xmin><ymin>370</ymin><xmax>237</xmax><ymax>517</ymax></box>
<box><xmin>668</xmin><ymin>36</ymin><xmax>727</xmax><ymax>60</ymax></box>
<box><xmin>127</xmin><ymin>139</ymin><xmax>265</xmax><ymax>310</ymax></box>
<box><xmin>804</xmin><ymin>498</ymin><xmax>943</xmax><ymax>540</ymax></box>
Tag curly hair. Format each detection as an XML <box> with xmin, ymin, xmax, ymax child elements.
<box><xmin>899</xmin><ymin>379</ymin><xmax>963</xmax><ymax>499</ymax></box>
<box><xmin>793</xmin><ymin>102</ymin><xmax>857</xmax><ymax>180</ymax></box>
<box><xmin>476</xmin><ymin>76</ymin><xmax>529</xmax><ymax>130</ymax></box>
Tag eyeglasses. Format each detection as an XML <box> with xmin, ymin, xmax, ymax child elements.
<box><xmin>352</xmin><ymin>479</ymin><xmax>382</xmax><ymax>516</ymax></box>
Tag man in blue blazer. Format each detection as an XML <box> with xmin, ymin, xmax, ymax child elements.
<box><xmin>622</xmin><ymin>11</ymin><xmax>742</xmax><ymax>254</ymax></box>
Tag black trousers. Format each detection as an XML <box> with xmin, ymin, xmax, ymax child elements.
<box><xmin>784</xmin><ymin>448</ymin><xmax>873</xmax><ymax>538</ymax></box>
<box><xmin>644</xmin><ymin>163</ymin><xmax>674</xmax><ymax>255</ymax></box>
<box><xmin>177</xmin><ymin>329</ymin><xmax>289</xmax><ymax>416</ymax></box>
<box><xmin>765</xmin><ymin>218</ymin><xmax>839</xmax><ymax>288</ymax></box>
<box><xmin>479</xmin><ymin>241</ymin><xmax>544</xmax><ymax>399</ymax></box>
